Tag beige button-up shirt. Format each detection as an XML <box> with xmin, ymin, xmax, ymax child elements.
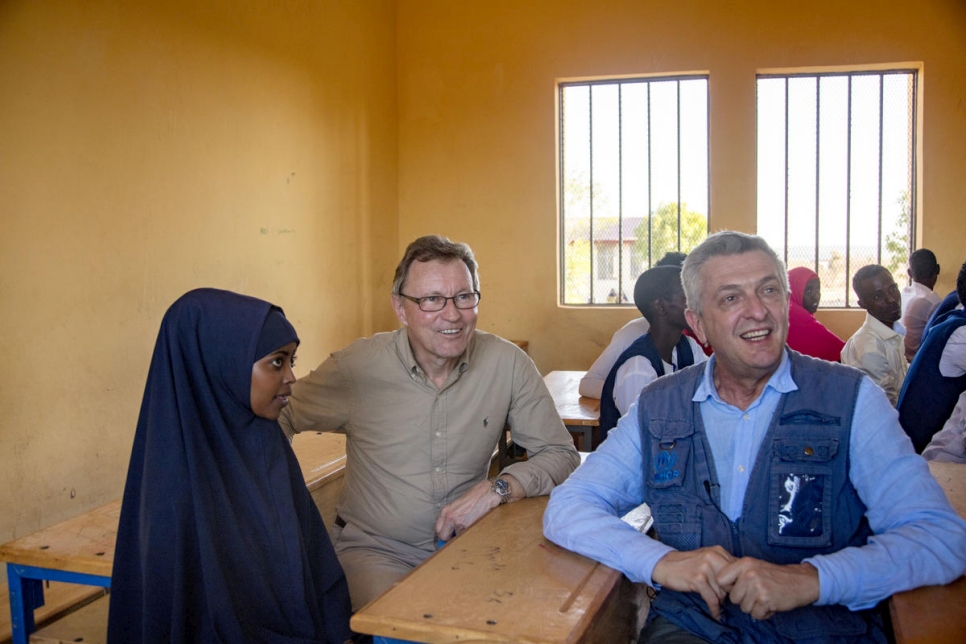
<box><xmin>279</xmin><ymin>329</ymin><xmax>579</xmax><ymax>550</ymax></box>
<box><xmin>841</xmin><ymin>313</ymin><xmax>908</xmax><ymax>405</ymax></box>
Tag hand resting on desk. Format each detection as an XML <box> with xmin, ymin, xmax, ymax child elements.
<box><xmin>434</xmin><ymin>474</ymin><xmax>524</xmax><ymax>541</ymax></box>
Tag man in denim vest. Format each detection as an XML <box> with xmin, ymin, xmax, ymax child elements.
<box><xmin>544</xmin><ymin>231</ymin><xmax>966</xmax><ymax>643</ymax></box>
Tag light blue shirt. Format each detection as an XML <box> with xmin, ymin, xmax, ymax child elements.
<box><xmin>544</xmin><ymin>352</ymin><xmax>966</xmax><ymax>611</ymax></box>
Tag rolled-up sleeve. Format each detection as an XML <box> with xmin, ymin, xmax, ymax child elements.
<box><xmin>502</xmin><ymin>350</ymin><xmax>580</xmax><ymax>495</ymax></box>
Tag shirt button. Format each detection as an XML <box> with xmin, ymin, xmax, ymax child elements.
<box><xmin>738</xmin><ymin>465</ymin><xmax>745</xmax><ymax>473</ymax></box>
<box><xmin>435</xmin><ymin>432</ymin><xmax>442</xmax><ymax>437</ymax></box>
<box><xmin>742</xmin><ymin>413</ymin><xmax>750</xmax><ymax>421</ymax></box>
<box><xmin>435</xmin><ymin>467</ymin><xmax>442</xmax><ymax>473</ymax></box>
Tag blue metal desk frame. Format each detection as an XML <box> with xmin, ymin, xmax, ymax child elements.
<box><xmin>5</xmin><ymin>563</ymin><xmax>110</xmax><ymax>644</ymax></box>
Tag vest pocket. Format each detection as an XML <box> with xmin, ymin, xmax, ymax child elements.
<box><xmin>644</xmin><ymin>420</ymin><xmax>693</xmax><ymax>489</ymax></box>
<box><xmin>651</xmin><ymin>501</ymin><xmax>702</xmax><ymax>551</ymax></box>
<box><xmin>767</xmin><ymin>437</ymin><xmax>837</xmax><ymax>547</ymax></box>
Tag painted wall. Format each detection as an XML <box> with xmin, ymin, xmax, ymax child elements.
<box><xmin>0</xmin><ymin>0</ymin><xmax>398</xmax><ymax>541</ymax></box>
<box><xmin>396</xmin><ymin>0</ymin><xmax>966</xmax><ymax>372</ymax></box>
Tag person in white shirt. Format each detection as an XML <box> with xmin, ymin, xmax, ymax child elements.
<box><xmin>842</xmin><ymin>265</ymin><xmax>907</xmax><ymax>405</ymax></box>
<box><xmin>603</xmin><ymin>266</ymin><xmax>708</xmax><ymax>419</ymax></box>
<box><xmin>900</xmin><ymin>248</ymin><xmax>941</xmax><ymax>361</ymax></box>
<box><xmin>922</xmin><ymin>390</ymin><xmax>966</xmax><ymax>463</ymax></box>
<box><xmin>580</xmin><ymin>252</ymin><xmax>693</xmax><ymax>398</ymax></box>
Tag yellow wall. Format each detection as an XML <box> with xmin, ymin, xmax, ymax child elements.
<box><xmin>397</xmin><ymin>0</ymin><xmax>966</xmax><ymax>371</ymax></box>
<box><xmin>0</xmin><ymin>0</ymin><xmax>398</xmax><ymax>541</ymax></box>
<box><xmin>2</xmin><ymin>0</ymin><xmax>965</xmax><ymax>542</ymax></box>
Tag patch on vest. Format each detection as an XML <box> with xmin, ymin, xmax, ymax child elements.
<box><xmin>654</xmin><ymin>450</ymin><xmax>680</xmax><ymax>483</ymax></box>
<box><xmin>776</xmin><ymin>473</ymin><xmax>825</xmax><ymax>537</ymax></box>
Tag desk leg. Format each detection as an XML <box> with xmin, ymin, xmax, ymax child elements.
<box><xmin>6</xmin><ymin>564</ymin><xmax>43</xmax><ymax>644</ymax></box>
<box><xmin>5</xmin><ymin>564</ymin><xmax>111</xmax><ymax>644</ymax></box>
<box><xmin>566</xmin><ymin>425</ymin><xmax>592</xmax><ymax>452</ymax></box>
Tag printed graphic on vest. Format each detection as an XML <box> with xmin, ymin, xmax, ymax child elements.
<box><xmin>654</xmin><ymin>449</ymin><xmax>680</xmax><ymax>483</ymax></box>
<box><xmin>776</xmin><ymin>473</ymin><xmax>825</xmax><ymax>537</ymax></box>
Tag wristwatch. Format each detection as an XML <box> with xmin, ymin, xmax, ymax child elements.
<box><xmin>491</xmin><ymin>477</ymin><xmax>511</xmax><ymax>505</ymax></box>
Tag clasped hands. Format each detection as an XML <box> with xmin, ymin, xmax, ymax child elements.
<box><xmin>651</xmin><ymin>546</ymin><xmax>820</xmax><ymax>621</ymax></box>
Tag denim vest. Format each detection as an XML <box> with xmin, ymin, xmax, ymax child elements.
<box><xmin>637</xmin><ymin>351</ymin><xmax>886</xmax><ymax>643</ymax></box>
<box><xmin>898</xmin><ymin>309</ymin><xmax>966</xmax><ymax>453</ymax></box>
<box><xmin>598</xmin><ymin>333</ymin><xmax>694</xmax><ymax>442</ymax></box>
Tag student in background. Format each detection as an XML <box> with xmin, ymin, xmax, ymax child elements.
<box><xmin>922</xmin><ymin>390</ymin><xmax>966</xmax><ymax>463</ymax></box>
<box><xmin>580</xmin><ymin>252</ymin><xmax>711</xmax><ymax>398</ymax></box>
<box><xmin>597</xmin><ymin>265</ymin><xmax>708</xmax><ymax>442</ymax></box>
<box><xmin>924</xmin><ymin>288</ymin><xmax>963</xmax><ymax>337</ymax></box>
<box><xmin>545</xmin><ymin>231</ymin><xmax>966</xmax><ymax>644</ymax></box>
<box><xmin>785</xmin><ymin>267</ymin><xmax>845</xmax><ymax>362</ymax></box>
<box><xmin>109</xmin><ymin>289</ymin><xmax>352</xmax><ymax>644</ymax></box>
<box><xmin>900</xmin><ymin>248</ymin><xmax>941</xmax><ymax>361</ymax></box>
<box><xmin>841</xmin><ymin>265</ymin><xmax>908</xmax><ymax>405</ymax></box>
<box><xmin>897</xmin><ymin>260</ymin><xmax>966</xmax><ymax>453</ymax></box>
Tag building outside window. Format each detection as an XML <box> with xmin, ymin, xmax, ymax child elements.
<box><xmin>756</xmin><ymin>68</ymin><xmax>918</xmax><ymax>307</ymax></box>
<box><xmin>558</xmin><ymin>75</ymin><xmax>709</xmax><ymax>306</ymax></box>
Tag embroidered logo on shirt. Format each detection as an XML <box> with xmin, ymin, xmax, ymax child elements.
<box><xmin>654</xmin><ymin>450</ymin><xmax>680</xmax><ymax>483</ymax></box>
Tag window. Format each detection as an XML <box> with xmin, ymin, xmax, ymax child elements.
<box><xmin>559</xmin><ymin>76</ymin><xmax>709</xmax><ymax>306</ymax></box>
<box><xmin>756</xmin><ymin>68</ymin><xmax>918</xmax><ymax>307</ymax></box>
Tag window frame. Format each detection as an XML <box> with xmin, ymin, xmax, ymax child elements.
<box><xmin>755</xmin><ymin>64</ymin><xmax>922</xmax><ymax>309</ymax></box>
<box><xmin>557</xmin><ymin>73</ymin><xmax>711</xmax><ymax>308</ymax></box>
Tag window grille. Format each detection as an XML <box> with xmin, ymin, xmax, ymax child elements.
<box><xmin>559</xmin><ymin>76</ymin><xmax>709</xmax><ymax>306</ymax></box>
<box><xmin>756</xmin><ymin>69</ymin><xmax>917</xmax><ymax>307</ymax></box>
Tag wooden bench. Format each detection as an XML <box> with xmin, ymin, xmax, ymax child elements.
<box><xmin>290</xmin><ymin>431</ymin><xmax>348</xmax><ymax>539</ymax></box>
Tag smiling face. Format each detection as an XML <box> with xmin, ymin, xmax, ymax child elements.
<box><xmin>685</xmin><ymin>250</ymin><xmax>789</xmax><ymax>387</ymax></box>
<box><xmin>250</xmin><ymin>341</ymin><xmax>298</xmax><ymax>420</ymax></box>
<box><xmin>392</xmin><ymin>258</ymin><xmax>478</xmax><ymax>378</ymax></box>
<box><xmin>802</xmin><ymin>278</ymin><xmax>821</xmax><ymax>314</ymax></box>
<box><xmin>856</xmin><ymin>269</ymin><xmax>902</xmax><ymax>328</ymax></box>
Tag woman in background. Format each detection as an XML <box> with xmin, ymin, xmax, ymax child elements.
<box><xmin>787</xmin><ymin>266</ymin><xmax>845</xmax><ymax>362</ymax></box>
<box><xmin>108</xmin><ymin>288</ymin><xmax>352</xmax><ymax>643</ymax></box>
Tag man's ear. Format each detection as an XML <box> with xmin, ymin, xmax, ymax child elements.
<box><xmin>685</xmin><ymin>309</ymin><xmax>706</xmax><ymax>345</ymax></box>
<box><xmin>391</xmin><ymin>294</ymin><xmax>409</xmax><ymax>327</ymax></box>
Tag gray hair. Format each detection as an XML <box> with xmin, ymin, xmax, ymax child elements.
<box><xmin>391</xmin><ymin>235</ymin><xmax>480</xmax><ymax>295</ymax></box>
<box><xmin>681</xmin><ymin>231</ymin><xmax>788</xmax><ymax>315</ymax></box>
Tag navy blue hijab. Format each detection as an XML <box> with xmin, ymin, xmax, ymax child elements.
<box><xmin>108</xmin><ymin>288</ymin><xmax>352</xmax><ymax>643</ymax></box>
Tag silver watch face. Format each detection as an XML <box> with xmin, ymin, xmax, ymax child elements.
<box><xmin>494</xmin><ymin>478</ymin><xmax>510</xmax><ymax>500</ymax></box>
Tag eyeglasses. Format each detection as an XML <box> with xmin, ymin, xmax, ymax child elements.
<box><xmin>397</xmin><ymin>291</ymin><xmax>481</xmax><ymax>312</ymax></box>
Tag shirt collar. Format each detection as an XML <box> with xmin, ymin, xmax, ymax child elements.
<box><xmin>392</xmin><ymin>328</ymin><xmax>471</xmax><ymax>380</ymax></box>
<box><xmin>692</xmin><ymin>348</ymin><xmax>797</xmax><ymax>405</ymax></box>
<box><xmin>863</xmin><ymin>312</ymin><xmax>906</xmax><ymax>339</ymax></box>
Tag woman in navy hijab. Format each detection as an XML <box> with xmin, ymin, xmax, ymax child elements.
<box><xmin>108</xmin><ymin>288</ymin><xmax>352</xmax><ymax>643</ymax></box>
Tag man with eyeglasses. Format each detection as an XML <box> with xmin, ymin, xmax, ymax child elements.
<box><xmin>279</xmin><ymin>235</ymin><xmax>579</xmax><ymax>610</ymax></box>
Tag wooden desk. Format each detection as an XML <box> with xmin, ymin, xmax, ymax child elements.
<box><xmin>889</xmin><ymin>460</ymin><xmax>966</xmax><ymax>644</ymax></box>
<box><xmin>0</xmin><ymin>431</ymin><xmax>347</xmax><ymax>644</ymax></box>
<box><xmin>544</xmin><ymin>370</ymin><xmax>600</xmax><ymax>450</ymax></box>
<box><xmin>351</xmin><ymin>496</ymin><xmax>635</xmax><ymax>644</ymax></box>
<box><xmin>291</xmin><ymin>431</ymin><xmax>348</xmax><ymax>537</ymax></box>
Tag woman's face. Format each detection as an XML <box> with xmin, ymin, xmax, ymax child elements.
<box><xmin>802</xmin><ymin>278</ymin><xmax>821</xmax><ymax>314</ymax></box>
<box><xmin>250</xmin><ymin>341</ymin><xmax>298</xmax><ymax>420</ymax></box>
